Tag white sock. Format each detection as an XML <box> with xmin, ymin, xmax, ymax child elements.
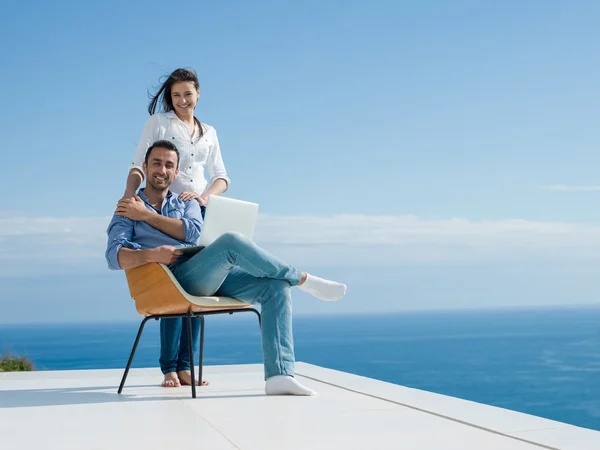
<box><xmin>298</xmin><ymin>273</ymin><xmax>347</xmax><ymax>301</ymax></box>
<box><xmin>265</xmin><ymin>375</ymin><xmax>316</xmax><ymax>396</ymax></box>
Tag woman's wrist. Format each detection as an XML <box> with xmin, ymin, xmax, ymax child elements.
<box><xmin>196</xmin><ymin>194</ymin><xmax>209</xmax><ymax>206</ymax></box>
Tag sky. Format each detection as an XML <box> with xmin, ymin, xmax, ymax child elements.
<box><xmin>1</xmin><ymin>0</ymin><xmax>600</xmax><ymax>323</ymax></box>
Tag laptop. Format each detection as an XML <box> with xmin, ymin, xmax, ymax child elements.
<box><xmin>177</xmin><ymin>195</ymin><xmax>259</xmax><ymax>256</ymax></box>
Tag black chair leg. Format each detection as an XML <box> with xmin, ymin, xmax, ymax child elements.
<box><xmin>253</xmin><ymin>309</ymin><xmax>262</xmax><ymax>328</ymax></box>
<box><xmin>119</xmin><ymin>308</ymin><xmax>261</xmax><ymax>398</ymax></box>
<box><xmin>198</xmin><ymin>316</ymin><xmax>205</xmax><ymax>387</ymax></box>
<box><xmin>118</xmin><ymin>316</ymin><xmax>153</xmax><ymax>394</ymax></box>
<box><xmin>186</xmin><ymin>313</ymin><xmax>196</xmax><ymax>398</ymax></box>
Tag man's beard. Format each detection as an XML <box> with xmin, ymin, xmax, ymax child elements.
<box><xmin>147</xmin><ymin>175</ymin><xmax>171</xmax><ymax>191</ymax></box>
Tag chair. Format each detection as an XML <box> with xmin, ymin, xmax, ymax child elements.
<box><xmin>117</xmin><ymin>262</ymin><xmax>261</xmax><ymax>398</ymax></box>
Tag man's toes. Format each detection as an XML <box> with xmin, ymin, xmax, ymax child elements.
<box><xmin>162</xmin><ymin>373</ymin><xmax>181</xmax><ymax>388</ymax></box>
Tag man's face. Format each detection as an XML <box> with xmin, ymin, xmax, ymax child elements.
<box><xmin>143</xmin><ymin>147</ymin><xmax>179</xmax><ymax>190</ymax></box>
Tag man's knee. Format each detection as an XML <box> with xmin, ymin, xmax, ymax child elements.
<box><xmin>216</xmin><ymin>231</ymin><xmax>247</xmax><ymax>247</ymax></box>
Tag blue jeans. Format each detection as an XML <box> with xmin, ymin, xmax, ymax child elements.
<box><xmin>159</xmin><ymin>232</ymin><xmax>303</xmax><ymax>379</ymax></box>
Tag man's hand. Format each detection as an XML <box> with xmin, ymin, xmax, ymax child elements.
<box><xmin>179</xmin><ymin>191</ymin><xmax>208</xmax><ymax>206</ymax></box>
<box><xmin>150</xmin><ymin>245</ymin><xmax>183</xmax><ymax>265</ymax></box>
<box><xmin>116</xmin><ymin>196</ymin><xmax>150</xmax><ymax>221</ymax></box>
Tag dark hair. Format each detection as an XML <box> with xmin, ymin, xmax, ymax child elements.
<box><xmin>144</xmin><ymin>140</ymin><xmax>180</xmax><ymax>168</ymax></box>
<box><xmin>148</xmin><ymin>68</ymin><xmax>204</xmax><ymax>138</ymax></box>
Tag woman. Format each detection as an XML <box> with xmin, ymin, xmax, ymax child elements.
<box><xmin>124</xmin><ymin>68</ymin><xmax>229</xmax><ymax>203</ymax></box>
<box><xmin>123</xmin><ymin>68</ymin><xmax>230</xmax><ymax>388</ymax></box>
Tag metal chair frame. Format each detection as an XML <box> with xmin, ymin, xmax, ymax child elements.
<box><xmin>118</xmin><ymin>308</ymin><xmax>261</xmax><ymax>398</ymax></box>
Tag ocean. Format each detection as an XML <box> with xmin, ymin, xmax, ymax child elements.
<box><xmin>1</xmin><ymin>307</ymin><xmax>599</xmax><ymax>431</ymax></box>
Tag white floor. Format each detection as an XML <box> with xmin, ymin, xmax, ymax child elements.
<box><xmin>1</xmin><ymin>362</ymin><xmax>599</xmax><ymax>450</ymax></box>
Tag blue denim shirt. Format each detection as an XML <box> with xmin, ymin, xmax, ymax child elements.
<box><xmin>105</xmin><ymin>190</ymin><xmax>203</xmax><ymax>270</ymax></box>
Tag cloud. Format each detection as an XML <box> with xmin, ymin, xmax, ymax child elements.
<box><xmin>0</xmin><ymin>216</ymin><xmax>111</xmax><ymax>262</ymax></box>
<box><xmin>254</xmin><ymin>214</ymin><xmax>600</xmax><ymax>247</ymax></box>
<box><xmin>541</xmin><ymin>185</ymin><xmax>600</xmax><ymax>192</ymax></box>
<box><xmin>254</xmin><ymin>214</ymin><xmax>600</xmax><ymax>267</ymax></box>
<box><xmin>2</xmin><ymin>212</ymin><xmax>600</xmax><ymax>276</ymax></box>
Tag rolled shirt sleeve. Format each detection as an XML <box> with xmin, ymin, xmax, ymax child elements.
<box><xmin>181</xmin><ymin>199</ymin><xmax>204</xmax><ymax>244</ymax></box>
<box><xmin>105</xmin><ymin>215</ymin><xmax>142</xmax><ymax>270</ymax></box>
<box><xmin>205</xmin><ymin>128</ymin><xmax>231</xmax><ymax>188</ymax></box>
<box><xmin>130</xmin><ymin>115</ymin><xmax>161</xmax><ymax>179</ymax></box>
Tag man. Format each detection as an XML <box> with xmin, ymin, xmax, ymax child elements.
<box><xmin>106</xmin><ymin>140</ymin><xmax>347</xmax><ymax>395</ymax></box>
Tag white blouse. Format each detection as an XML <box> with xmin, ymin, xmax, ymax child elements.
<box><xmin>130</xmin><ymin>111</ymin><xmax>230</xmax><ymax>195</ymax></box>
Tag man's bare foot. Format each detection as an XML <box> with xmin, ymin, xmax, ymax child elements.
<box><xmin>161</xmin><ymin>372</ymin><xmax>181</xmax><ymax>388</ymax></box>
<box><xmin>177</xmin><ymin>370</ymin><xmax>210</xmax><ymax>386</ymax></box>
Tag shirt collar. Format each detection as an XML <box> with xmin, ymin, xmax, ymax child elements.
<box><xmin>165</xmin><ymin>110</ymin><xmax>200</xmax><ymax>131</ymax></box>
<box><xmin>137</xmin><ymin>189</ymin><xmax>176</xmax><ymax>209</ymax></box>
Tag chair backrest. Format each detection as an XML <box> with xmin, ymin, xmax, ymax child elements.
<box><xmin>125</xmin><ymin>263</ymin><xmax>192</xmax><ymax>316</ymax></box>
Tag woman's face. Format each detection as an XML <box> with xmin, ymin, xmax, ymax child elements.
<box><xmin>171</xmin><ymin>81</ymin><xmax>199</xmax><ymax>116</ymax></box>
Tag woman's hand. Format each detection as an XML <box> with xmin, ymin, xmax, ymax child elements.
<box><xmin>179</xmin><ymin>191</ymin><xmax>208</xmax><ymax>206</ymax></box>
